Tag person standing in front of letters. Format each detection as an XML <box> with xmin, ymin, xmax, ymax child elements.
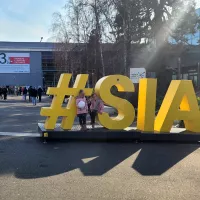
<box><xmin>76</xmin><ymin>90</ymin><xmax>88</xmax><ymax>131</ymax></box>
<box><xmin>90</xmin><ymin>93</ymin><xmax>104</xmax><ymax>129</ymax></box>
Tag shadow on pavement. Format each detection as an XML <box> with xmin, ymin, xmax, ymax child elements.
<box><xmin>132</xmin><ymin>143</ymin><xmax>198</xmax><ymax>175</ymax></box>
<box><xmin>0</xmin><ymin>137</ymin><xmax>199</xmax><ymax>179</ymax></box>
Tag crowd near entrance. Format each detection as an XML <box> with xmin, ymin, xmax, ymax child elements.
<box><xmin>0</xmin><ymin>86</ymin><xmax>46</xmax><ymax>105</ymax></box>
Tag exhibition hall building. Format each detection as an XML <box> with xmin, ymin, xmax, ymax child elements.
<box><xmin>0</xmin><ymin>42</ymin><xmax>58</xmax><ymax>87</ymax></box>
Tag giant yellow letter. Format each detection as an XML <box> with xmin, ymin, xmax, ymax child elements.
<box><xmin>137</xmin><ymin>79</ymin><xmax>157</xmax><ymax>132</ymax></box>
<box><xmin>154</xmin><ymin>80</ymin><xmax>200</xmax><ymax>133</ymax></box>
<box><xmin>40</xmin><ymin>74</ymin><xmax>92</xmax><ymax>130</ymax></box>
<box><xmin>95</xmin><ymin>75</ymin><xmax>135</xmax><ymax>129</ymax></box>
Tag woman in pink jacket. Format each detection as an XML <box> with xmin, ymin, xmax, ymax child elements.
<box><xmin>76</xmin><ymin>90</ymin><xmax>88</xmax><ymax>130</ymax></box>
<box><xmin>90</xmin><ymin>93</ymin><xmax>104</xmax><ymax>128</ymax></box>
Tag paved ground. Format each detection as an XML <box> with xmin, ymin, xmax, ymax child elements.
<box><xmin>0</xmin><ymin>96</ymin><xmax>200</xmax><ymax>200</ymax></box>
<box><xmin>0</xmin><ymin>95</ymin><xmax>50</xmax><ymax>133</ymax></box>
<box><xmin>0</xmin><ymin>95</ymin><xmax>86</xmax><ymax>133</ymax></box>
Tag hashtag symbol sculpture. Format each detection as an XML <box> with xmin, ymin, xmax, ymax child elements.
<box><xmin>40</xmin><ymin>74</ymin><xmax>93</xmax><ymax>130</ymax></box>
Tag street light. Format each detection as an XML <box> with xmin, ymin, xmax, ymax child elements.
<box><xmin>177</xmin><ymin>57</ymin><xmax>181</xmax><ymax>80</ymax></box>
<box><xmin>198</xmin><ymin>62</ymin><xmax>200</xmax><ymax>89</ymax></box>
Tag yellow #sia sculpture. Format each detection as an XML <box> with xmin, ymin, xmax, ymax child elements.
<box><xmin>41</xmin><ymin>74</ymin><xmax>200</xmax><ymax>133</ymax></box>
<box><xmin>40</xmin><ymin>74</ymin><xmax>92</xmax><ymax>130</ymax></box>
<box><xmin>154</xmin><ymin>80</ymin><xmax>200</xmax><ymax>133</ymax></box>
<box><xmin>95</xmin><ymin>75</ymin><xmax>135</xmax><ymax>129</ymax></box>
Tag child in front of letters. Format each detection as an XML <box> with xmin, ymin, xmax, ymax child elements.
<box><xmin>76</xmin><ymin>90</ymin><xmax>88</xmax><ymax>131</ymax></box>
<box><xmin>90</xmin><ymin>93</ymin><xmax>104</xmax><ymax>129</ymax></box>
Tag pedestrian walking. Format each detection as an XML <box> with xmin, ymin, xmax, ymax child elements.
<box><xmin>32</xmin><ymin>87</ymin><xmax>37</xmax><ymax>106</ymax></box>
<box><xmin>0</xmin><ymin>87</ymin><xmax>2</xmax><ymax>98</ymax></box>
<box><xmin>37</xmin><ymin>86</ymin><xmax>43</xmax><ymax>102</ymax></box>
<box><xmin>76</xmin><ymin>90</ymin><xmax>88</xmax><ymax>131</ymax></box>
<box><xmin>22</xmin><ymin>87</ymin><xmax>28</xmax><ymax>101</ymax></box>
<box><xmin>19</xmin><ymin>87</ymin><xmax>22</xmax><ymax>96</ymax></box>
<box><xmin>89</xmin><ymin>93</ymin><xmax>104</xmax><ymax>128</ymax></box>
<box><xmin>2</xmin><ymin>87</ymin><xmax>8</xmax><ymax>100</ymax></box>
<box><xmin>28</xmin><ymin>86</ymin><xmax>33</xmax><ymax>102</ymax></box>
<box><xmin>17</xmin><ymin>87</ymin><xmax>20</xmax><ymax>96</ymax></box>
<box><xmin>14</xmin><ymin>86</ymin><xmax>18</xmax><ymax>96</ymax></box>
<box><xmin>0</xmin><ymin>87</ymin><xmax>3</xmax><ymax>99</ymax></box>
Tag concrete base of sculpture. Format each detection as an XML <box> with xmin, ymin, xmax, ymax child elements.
<box><xmin>38</xmin><ymin>123</ymin><xmax>200</xmax><ymax>142</ymax></box>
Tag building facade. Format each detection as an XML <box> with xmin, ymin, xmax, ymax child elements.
<box><xmin>1</xmin><ymin>41</ymin><xmax>200</xmax><ymax>93</ymax></box>
<box><xmin>164</xmin><ymin>45</ymin><xmax>200</xmax><ymax>89</ymax></box>
<box><xmin>0</xmin><ymin>42</ymin><xmax>57</xmax><ymax>87</ymax></box>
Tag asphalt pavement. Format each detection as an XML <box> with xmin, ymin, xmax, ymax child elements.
<box><xmin>0</xmin><ymin>96</ymin><xmax>200</xmax><ymax>200</ymax></box>
<box><xmin>0</xmin><ymin>95</ymin><xmax>85</xmax><ymax>133</ymax></box>
<box><xmin>0</xmin><ymin>95</ymin><xmax>50</xmax><ymax>133</ymax></box>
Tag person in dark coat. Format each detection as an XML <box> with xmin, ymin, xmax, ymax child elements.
<box><xmin>23</xmin><ymin>87</ymin><xmax>28</xmax><ymax>101</ymax></box>
<box><xmin>31</xmin><ymin>87</ymin><xmax>37</xmax><ymax>106</ymax></box>
<box><xmin>28</xmin><ymin>86</ymin><xmax>33</xmax><ymax>102</ymax></box>
<box><xmin>0</xmin><ymin>87</ymin><xmax>3</xmax><ymax>99</ymax></box>
<box><xmin>37</xmin><ymin>86</ymin><xmax>43</xmax><ymax>102</ymax></box>
<box><xmin>2</xmin><ymin>87</ymin><xmax>7</xmax><ymax>100</ymax></box>
<box><xmin>19</xmin><ymin>87</ymin><xmax>22</xmax><ymax>96</ymax></box>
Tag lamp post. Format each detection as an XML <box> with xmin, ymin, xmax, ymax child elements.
<box><xmin>177</xmin><ymin>57</ymin><xmax>181</xmax><ymax>80</ymax></box>
<box><xmin>198</xmin><ymin>62</ymin><xmax>200</xmax><ymax>89</ymax></box>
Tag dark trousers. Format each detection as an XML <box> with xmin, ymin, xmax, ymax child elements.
<box><xmin>38</xmin><ymin>95</ymin><xmax>42</xmax><ymax>102</ymax></box>
<box><xmin>3</xmin><ymin>94</ymin><xmax>7</xmax><ymax>100</ymax></box>
<box><xmin>90</xmin><ymin>110</ymin><xmax>97</xmax><ymax>124</ymax></box>
<box><xmin>29</xmin><ymin>95</ymin><xmax>31</xmax><ymax>102</ymax></box>
<box><xmin>78</xmin><ymin>114</ymin><xmax>86</xmax><ymax>126</ymax></box>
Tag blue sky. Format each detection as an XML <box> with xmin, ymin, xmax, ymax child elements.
<box><xmin>0</xmin><ymin>0</ymin><xmax>200</xmax><ymax>42</ymax></box>
<box><xmin>0</xmin><ymin>0</ymin><xmax>66</xmax><ymax>42</ymax></box>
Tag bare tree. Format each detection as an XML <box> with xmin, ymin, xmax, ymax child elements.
<box><xmin>51</xmin><ymin>0</ymin><xmax>199</xmax><ymax>80</ymax></box>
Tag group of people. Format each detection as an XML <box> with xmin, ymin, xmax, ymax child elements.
<box><xmin>76</xmin><ymin>90</ymin><xmax>104</xmax><ymax>130</ymax></box>
<box><xmin>0</xmin><ymin>87</ymin><xmax>8</xmax><ymax>100</ymax></box>
<box><xmin>18</xmin><ymin>86</ymin><xmax>43</xmax><ymax>105</ymax></box>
